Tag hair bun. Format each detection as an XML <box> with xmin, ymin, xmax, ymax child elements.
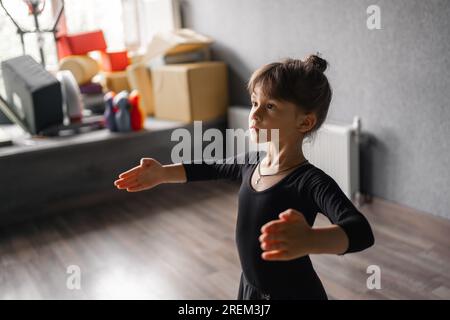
<box><xmin>304</xmin><ymin>54</ymin><xmax>328</xmax><ymax>73</ymax></box>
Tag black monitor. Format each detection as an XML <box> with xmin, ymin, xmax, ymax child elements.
<box><xmin>1</xmin><ymin>55</ymin><xmax>64</xmax><ymax>135</ymax></box>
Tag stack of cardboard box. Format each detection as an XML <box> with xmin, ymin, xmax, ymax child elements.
<box><xmin>132</xmin><ymin>29</ymin><xmax>228</xmax><ymax>122</ymax></box>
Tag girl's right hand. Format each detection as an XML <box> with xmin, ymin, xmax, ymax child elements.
<box><xmin>114</xmin><ymin>158</ymin><xmax>166</xmax><ymax>192</ymax></box>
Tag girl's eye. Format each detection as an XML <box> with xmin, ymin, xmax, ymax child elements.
<box><xmin>251</xmin><ymin>101</ymin><xmax>258</xmax><ymax>108</ymax></box>
<box><xmin>266</xmin><ymin>103</ymin><xmax>274</xmax><ymax>110</ymax></box>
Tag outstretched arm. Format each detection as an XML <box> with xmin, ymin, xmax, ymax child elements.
<box><xmin>114</xmin><ymin>152</ymin><xmax>251</xmax><ymax>192</ymax></box>
<box><xmin>114</xmin><ymin>159</ymin><xmax>188</xmax><ymax>192</ymax></box>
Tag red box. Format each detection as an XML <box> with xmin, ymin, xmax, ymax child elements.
<box><xmin>57</xmin><ymin>30</ymin><xmax>107</xmax><ymax>60</ymax></box>
<box><xmin>100</xmin><ymin>50</ymin><xmax>130</xmax><ymax>72</ymax></box>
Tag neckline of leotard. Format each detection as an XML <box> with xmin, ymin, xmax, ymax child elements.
<box><xmin>247</xmin><ymin>156</ymin><xmax>311</xmax><ymax>194</ymax></box>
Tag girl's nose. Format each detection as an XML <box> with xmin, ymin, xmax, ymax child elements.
<box><xmin>251</xmin><ymin>107</ymin><xmax>263</xmax><ymax>121</ymax></box>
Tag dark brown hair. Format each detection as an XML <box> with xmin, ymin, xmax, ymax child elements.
<box><xmin>247</xmin><ymin>54</ymin><xmax>332</xmax><ymax>135</ymax></box>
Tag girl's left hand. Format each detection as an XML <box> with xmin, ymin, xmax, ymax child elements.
<box><xmin>259</xmin><ymin>209</ymin><xmax>314</xmax><ymax>261</ymax></box>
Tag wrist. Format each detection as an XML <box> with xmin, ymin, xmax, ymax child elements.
<box><xmin>308</xmin><ymin>225</ymin><xmax>349</xmax><ymax>255</ymax></box>
<box><xmin>162</xmin><ymin>164</ymin><xmax>187</xmax><ymax>184</ymax></box>
<box><xmin>161</xmin><ymin>165</ymin><xmax>174</xmax><ymax>183</ymax></box>
<box><xmin>306</xmin><ymin>228</ymin><xmax>322</xmax><ymax>255</ymax></box>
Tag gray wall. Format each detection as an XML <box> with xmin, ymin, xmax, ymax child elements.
<box><xmin>181</xmin><ymin>0</ymin><xmax>450</xmax><ymax>219</ymax></box>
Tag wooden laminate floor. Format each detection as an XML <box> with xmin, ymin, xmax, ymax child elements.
<box><xmin>0</xmin><ymin>181</ymin><xmax>449</xmax><ymax>299</ymax></box>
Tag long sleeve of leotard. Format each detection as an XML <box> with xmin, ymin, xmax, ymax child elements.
<box><xmin>305</xmin><ymin>169</ymin><xmax>375</xmax><ymax>254</ymax></box>
<box><xmin>182</xmin><ymin>152</ymin><xmax>255</xmax><ymax>182</ymax></box>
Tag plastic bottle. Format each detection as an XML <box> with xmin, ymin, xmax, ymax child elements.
<box><xmin>114</xmin><ymin>91</ymin><xmax>131</xmax><ymax>132</ymax></box>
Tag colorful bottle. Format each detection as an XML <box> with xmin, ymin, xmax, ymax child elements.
<box><xmin>114</xmin><ymin>91</ymin><xmax>131</xmax><ymax>132</ymax></box>
<box><xmin>129</xmin><ymin>90</ymin><xmax>144</xmax><ymax>131</ymax></box>
<box><xmin>103</xmin><ymin>91</ymin><xmax>117</xmax><ymax>132</ymax></box>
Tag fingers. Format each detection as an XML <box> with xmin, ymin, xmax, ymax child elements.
<box><xmin>261</xmin><ymin>250</ymin><xmax>290</xmax><ymax>261</ymax></box>
<box><xmin>114</xmin><ymin>178</ymin><xmax>124</xmax><ymax>186</ymax></box>
<box><xmin>260</xmin><ymin>218</ymin><xmax>289</xmax><ymax>248</ymax></box>
<box><xmin>116</xmin><ymin>164</ymin><xmax>144</xmax><ymax>188</ymax></box>
<box><xmin>259</xmin><ymin>232</ymin><xmax>282</xmax><ymax>243</ymax></box>
<box><xmin>259</xmin><ymin>212</ymin><xmax>301</xmax><ymax>262</ymax></box>
<box><xmin>115</xmin><ymin>158</ymin><xmax>160</xmax><ymax>192</ymax></box>
<box><xmin>261</xmin><ymin>219</ymin><xmax>286</xmax><ymax>233</ymax></box>
<box><xmin>125</xmin><ymin>181</ymin><xmax>142</xmax><ymax>189</ymax></box>
<box><xmin>114</xmin><ymin>178</ymin><xmax>147</xmax><ymax>192</ymax></box>
<box><xmin>114</xmin><ymin>177</ymin><xmax>138</xmax><ymax>189</ymax></box>
<box><xmin>260</xmin><ymin>240</ymin><xmax>286</xmax><ymax>251</ymax></box>
<box><xmin>279</xmin><ymin>209</ymin><xmax>305</xmax><ymax>222</ymax></box>
<box><xmin>259</xmin><ymin>229</ymin><xmax>292</xmax><ymax>261</ymax></box>
<box><xmin>126</xmin><ymin>185</ymin><xmax>149</xmax><ymax>192</ymax></box>
<box><xmin>118</xmin><ymin>165</ymin><xmax>141</xmax><ymax>179</ymax></box>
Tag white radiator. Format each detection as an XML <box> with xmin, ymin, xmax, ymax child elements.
<box><xmin>227</xmin><ymin>106</ymin><xmax>361</xmax><ymax>201</ymax></box>
<box><xmin>302</xmin><ymin>118</ymin><xmax>361</xmax><ymax>200</ymax></box>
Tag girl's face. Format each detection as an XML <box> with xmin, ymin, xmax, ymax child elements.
<box><xmin>248</xmin><ymin>84</ymin><xmax>316</xmax><ymax>145</ymax></box>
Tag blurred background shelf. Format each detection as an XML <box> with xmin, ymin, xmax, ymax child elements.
<box><xmin>0</xmin><ymin>116</ymin><xmax>186</xmax><ymax>157</ymax></box>
<box><xmin>0</xmin><ymin>115</ymin><xmax>226</xmax><ymax>226</ymax></box>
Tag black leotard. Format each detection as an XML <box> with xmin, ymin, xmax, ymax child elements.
<box><xmin>183</xmin><ymin>152</ymin><xmax>374</xmax><ymax>299</ymax></box>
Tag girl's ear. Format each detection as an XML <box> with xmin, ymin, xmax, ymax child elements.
<box><xmin>297</xmin><ymin>113</ymin><xmax>317</xmax><ymax>133</ymax></box>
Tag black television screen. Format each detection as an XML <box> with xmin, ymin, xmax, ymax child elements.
<box><xmin>0</xmin><ymin>55</ymin><xmax>63</xmax><ymax>135</ymax></box>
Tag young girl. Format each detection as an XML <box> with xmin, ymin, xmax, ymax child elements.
<box><xmin>114</xmin><ymin>54</ymin><xmax>375</xmax><ymax>300</ymax></box>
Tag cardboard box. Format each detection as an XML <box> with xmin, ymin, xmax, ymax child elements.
<box><xmin>149</xmin><ymin>46</ymin><xmax>211</xmax><ymax>69</ymax></box>
<box><xmin>129</xmin><ymin>52</ymin><xmax>145</xmax><ymax>65</ymax></box>
<box><xmin>127</xmin><ymin>63</ymin><xmax>155</xmax><ymax>115</ymax></box>
<box><xmin>152</xmin><ymin>62</ymin><xmax>228</xmax><ymax>122</ymax></box>
<box><xmin>102</xmin><ymin>71</ymin><xmax>131</xmax><ymax>93</ymax></box>
<box><xmin>144</xmin><ymin>29</ymin><xmax>213</xmax><ymax>63</ymax></box>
